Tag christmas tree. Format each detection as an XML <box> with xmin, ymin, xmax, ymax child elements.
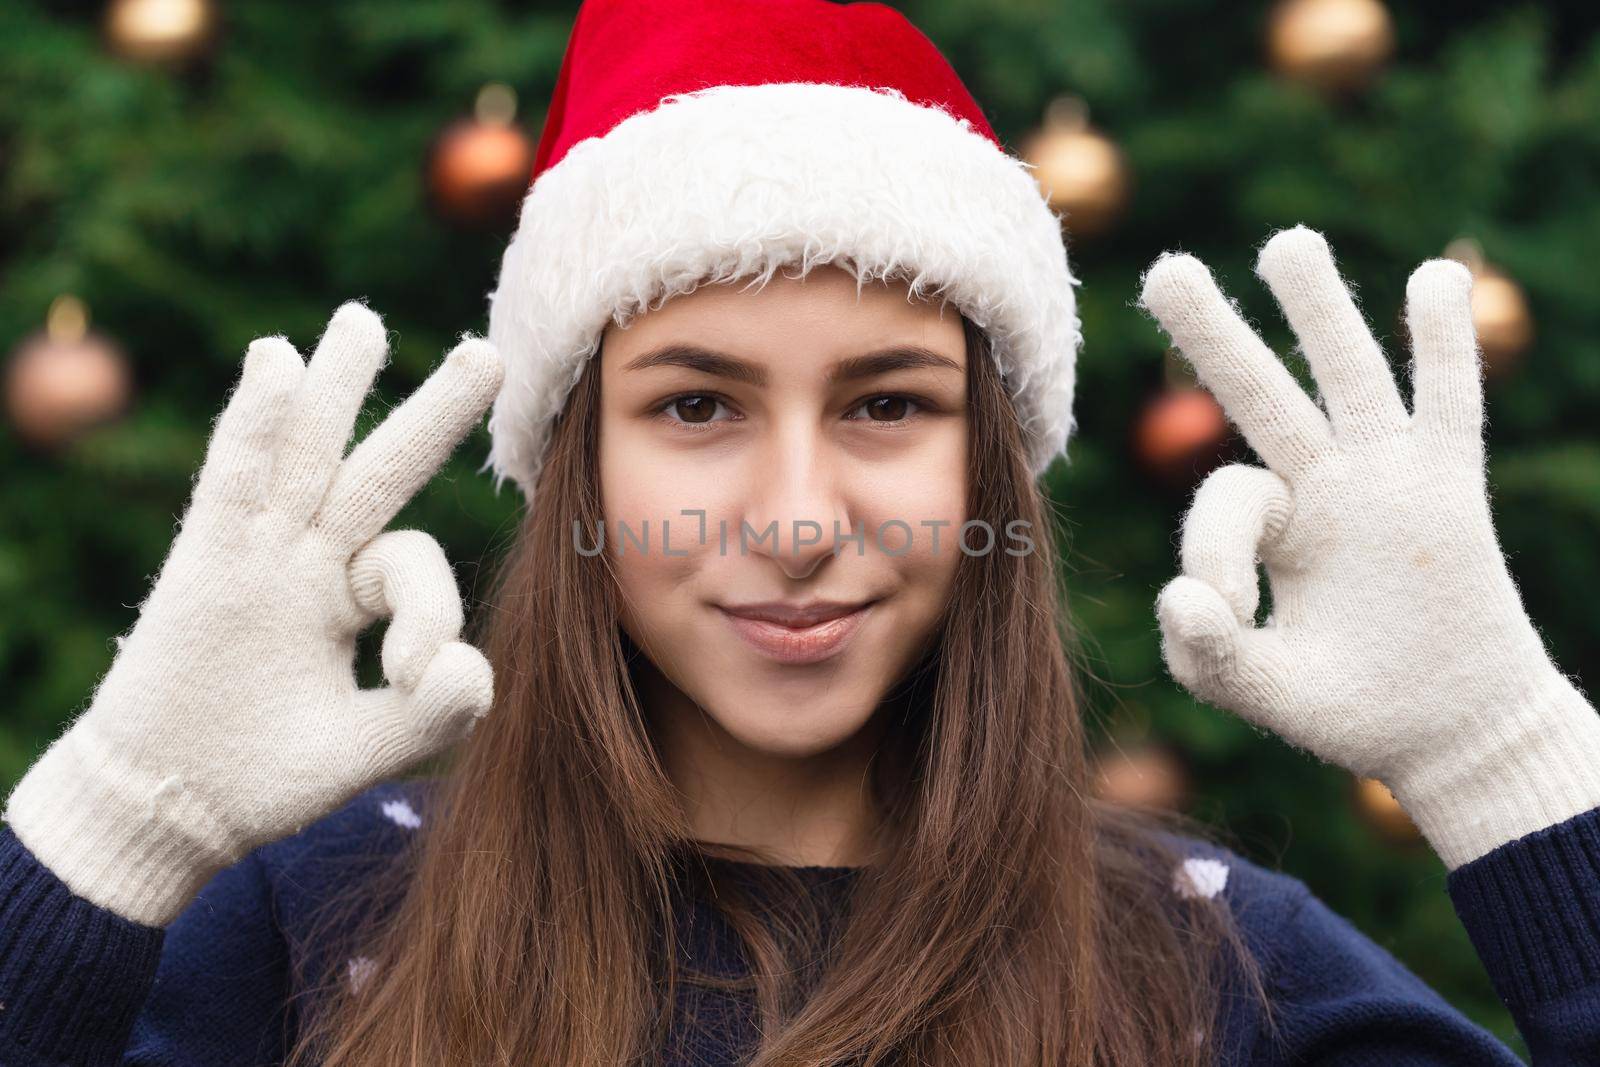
<box><xmin>5</xmin><ymin>0</ymin><xmax>1600</xmax><ymax>1053</ymax></box>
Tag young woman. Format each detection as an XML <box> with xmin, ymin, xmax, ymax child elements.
<box><xmin>4</xmin><ymin>1</ymin><xmax>1599</xmax><ymax>1064</ymax></box>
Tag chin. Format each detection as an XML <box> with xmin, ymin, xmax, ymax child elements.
<box><xmin>706</xmin><ymin>695</ymin><xmax>879</xmax><ymax>759</ymax></box>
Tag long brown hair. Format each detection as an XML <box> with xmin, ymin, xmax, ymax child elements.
<box><xmin>284</xmin><ymin>298</ymin><xmax>1278</xmax><ymax>1065</ymax></box>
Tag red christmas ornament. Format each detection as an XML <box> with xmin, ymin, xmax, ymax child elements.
<box><xmin>1135</xmin><ymin>386</ymin><xmax>1232</xmax><ymax>486</ymax></box>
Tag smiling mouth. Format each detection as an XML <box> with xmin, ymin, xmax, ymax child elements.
<box><xmin>717</xmin><ymin>600</ymin><xmax>878</xmax><ymax>665</ymax></box>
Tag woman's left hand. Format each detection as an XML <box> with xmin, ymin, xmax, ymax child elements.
<box><xmin>1136</xmin><ymin>225</ymin><xmax>1600</xmax><ymax>870</ymax></box>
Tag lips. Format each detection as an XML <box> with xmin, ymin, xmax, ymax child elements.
<box><xmin>717</xmin><ymin>599</ymin><xmax>877</xmax><ymax>665</ymax></box>
<box><xmin>720</xmin><ymin>599</ymin><xmax>871</xmax><ymax>627</ymax></box>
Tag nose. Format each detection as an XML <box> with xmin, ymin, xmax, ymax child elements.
<box><xmin>739</xmin><ymin>425</ymin><xmax>851</xmax><ymax>581</ymax></box>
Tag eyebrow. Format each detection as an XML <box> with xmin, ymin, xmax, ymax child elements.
<box><xmin>620</xmin><ymin>343</ymin><xmax>963</xmax><ymax>387</ymax></box>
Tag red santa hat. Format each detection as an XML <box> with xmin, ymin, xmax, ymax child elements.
<box><xmin>484</xmin><ymin>0</ymin><xmax>1081</xmax><ymax>498</ymax></box>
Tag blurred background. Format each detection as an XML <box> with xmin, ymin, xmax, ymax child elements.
<box><xmin>4</xmin><ymin>0</ymin><xmax>1600</xmax><ymax>1054</ymax></box>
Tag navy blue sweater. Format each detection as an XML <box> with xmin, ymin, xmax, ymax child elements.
<box><xmin>2</xmin><ymin>776</ymin><xmax>1598</xmax><ymax>1065</ymax></box>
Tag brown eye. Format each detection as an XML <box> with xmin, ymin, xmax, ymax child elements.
<box><xmin>672</xmin><ymin>396</ymin><xmax>719</xmax><ymax>424</ymax></box>
<box><xmin>860</xmin><ymin>395</ymin><xmax>914</xmax><ymax>422</ymax></box>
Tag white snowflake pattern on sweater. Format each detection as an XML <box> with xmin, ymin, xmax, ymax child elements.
<box><xmin>380</xmin><ymin>797</ymin><xmax>422</xmax><ymax>829</ymax></box>
<box><xmin>346</xmin><ymin>955</ymin><xmax>377</xmax><ymax>993</ymax></box>
<box><xmin>1172</xmin><ymin>856</ymin><xmax>1229</xmax><ymax>900</ymax></box>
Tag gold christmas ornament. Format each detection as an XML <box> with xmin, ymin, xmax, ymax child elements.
<box><xmin>1020</xmin><ymin>96</ymin><xmax>1130</xmax><ymax>238</ymax></box>
<box><xmin>105</xmin><ymin>0</ymin><xmax>218</xmax><ymax>65</ymax></box>
<box><xmin>426</xmin><ymin>83</ymin><xmax>538</xmax><ymax>231</ymax></box>
<box><xmin>1471</xmin><ymin>270</ymin><xmax>1534</xmax><ymax>374</ymax></box>
<box><xmin>1352</xmin><ymin>775</ymin><xmax>1422</xmax><ymax>844</ymax></box>
<box><xmin>1092</xmin><ymin>743</ymin><xmax>1191</xmax><ymax>812</ymax></box>
<box><xmin>5</xmin><ymin>295</ymin><xmax>132</xmax><ymax>449</ymax></box>
<box><xmin>1267</xmin><ymin>0</ymin><xmax>1395</xmax><ymax>94</ymax></box>
<box><xmin>1443</xmin><ymin>238</ymin><xmax>1534</xmax><ymax>379</ymax></box>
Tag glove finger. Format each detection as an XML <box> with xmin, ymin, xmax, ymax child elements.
<box><xmin>1404</xmin><ymin>258</ymin><xmax>1485</xmax><ymax>465</ymax></box>
<box><xmin>1254</xmin><ymin>227</ymin><xmax>1411</xmax><ymax>440</ymax></box>
<box><xmin>315</xmin><ymin>336</ymin><xmax>504</xmax><ymax>554</ymax></box>
<box><xmin>191</xmin><ymin>337</ymin><xmax>305</xmax><ymax>514</ymax></box>
<box><xmin>347</xmin><ymin>530</ymin><xmax>464</xmax><ymax>691</ymax></box>
<box><xmin>266</xmin><ymin>301</ymin><xmax>390</xmax><ymax>521</ymax></box>
<box><xmin>352</xmin><ymin>641</ymin><xmax>494</xmax><ymax>778</ymax></box>
<box><xmin>1179</xmin><ymin>464</ymin><xmax>1294</xmax><ymax>627</ymax></box>
<box><xmin>1156</xmin><ymin>575</ymin><xmax>1298</xmax><ymax>731</ymax></box>
<box><xmin>1139</xmin><ymin>252</ymin><xmax>1335</xmax><ymax>480</ymax></box>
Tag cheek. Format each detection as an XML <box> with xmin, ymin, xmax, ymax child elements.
<box><xmin>845</xmin><ymin>459</ymin><xmax>966</xmax><ymax>664</ymax></box>
<box><xmin>599</xmin><ymin>427</ymin><xmax>727</xmax><ymax>646</ymax></box>
<box><xmin>855</xmin><ymin>436</ymin><xmax>968</xmax><ymax>573</ymax></box>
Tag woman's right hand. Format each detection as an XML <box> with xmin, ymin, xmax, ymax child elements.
<box><xmin>2</xmin><ymin>302</ymin><xmax>503</xmax><ymax>927</ymax></box>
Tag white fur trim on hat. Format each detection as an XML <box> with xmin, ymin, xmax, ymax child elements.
<box><xmin>484</xmin><ymin>81</ymin><xmax>1081</xmax><ymax>498</ymax></box>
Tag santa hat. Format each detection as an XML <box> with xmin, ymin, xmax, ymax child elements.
<box><xmin>484</xmin><ymin>0</ymin><xmax>1081</xmax><ymax>498</ymax></box>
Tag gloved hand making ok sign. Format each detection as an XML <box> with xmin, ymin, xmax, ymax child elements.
<box><xmin>1137</xmin><ymin>226</ymin><xmax>1600</xmax><ymax>871</ymax></box>
<box><xmin>3</xmin><ymin>302</ymin><xmax>503</xmax><ymax>926</ymax></box>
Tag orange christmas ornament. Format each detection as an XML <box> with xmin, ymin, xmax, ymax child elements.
<box><xmin>1351</xmin><ymin>775</ymin><xmax>1422</xmax><ymax>844</ymax></box>
<box><xmin>1093</xmin><ymin>743</ymin><xmax>1191</xmax><ymax>812</ymax></box>
<box><xmin>426</xmin><ymin>83</ymin><xmax>538</xmax><ymax>230</ymax></box>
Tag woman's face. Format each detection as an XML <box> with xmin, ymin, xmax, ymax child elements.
<box><xmin>599</xmin><ymin>265</ymin><xmax>968</xmax><ymax>761</ymax></box>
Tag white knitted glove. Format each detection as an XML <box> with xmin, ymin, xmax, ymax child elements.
<box><xmin>1137</xmin><ymin>226</ymin><xmax>1600</xmax><ymax>871</ymax></box>
<box><xmin>2</xmin><ymin>302</ymin><xmax>503</xmax><ymax>926</ymax></box>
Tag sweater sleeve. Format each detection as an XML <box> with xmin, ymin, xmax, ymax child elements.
<box><xmin>1445</xmin><ymin>803</ymin><xmax>1600</xmax><ymax>1065</ymax></box>
<box><xmin>0</xmin><ymin>823</ymin><xmax>294</xmax><ymax>1066</ymax></box>
<box><xmin>1240</xmin><ymin>802</ymin><xmax>1600</xmax><ymax>1065</ymax></box>
<box><xmin>1247</xmin><ymin>874</ymin><xmax>1527</xmax><ymax>1065</ymax></box>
